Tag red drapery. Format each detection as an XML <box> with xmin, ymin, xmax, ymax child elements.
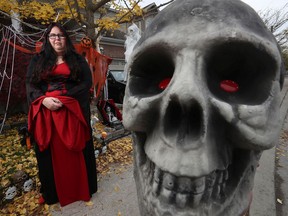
<box><xmin>28</xmin><ymin>96</ymin><xmax>91</xmax><ymax>206</ymax></box>
<box><xmin>74</xmin><ymin>44</ymin><xmax>112</xmax><ymax>99</ymax></box>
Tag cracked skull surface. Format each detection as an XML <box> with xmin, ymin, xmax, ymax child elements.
<box><xmin>122</xmin><ymin>0</ymin><xmax>285</xmax><ymax>215</ymax></box>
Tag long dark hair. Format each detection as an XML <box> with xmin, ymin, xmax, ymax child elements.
<box><xmin>31</xmin><ymin>22</ymin><xmax>81</xmax><ymax>82</ymax></box>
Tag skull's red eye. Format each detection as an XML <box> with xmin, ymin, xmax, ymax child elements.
<box><xmin>220</xmin><ymin>80</ymin><xmax>239</xmax><ymax>92</ymax></box>
<box><xmin>159</xmin><ymin>78</ymin><xmax>171</xmax><ymax>90</ymax></box>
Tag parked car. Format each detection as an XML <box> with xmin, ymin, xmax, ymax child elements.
<box><xmin>107</xmin><ymin>70</ymin><xmax>126</xmax><ymax>104</ymax></box>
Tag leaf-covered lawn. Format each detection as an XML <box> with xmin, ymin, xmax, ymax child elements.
<box><xmin>0</xmin><ymin>115</ymin><xmax>133</xmax><ymax>215</ymax></box>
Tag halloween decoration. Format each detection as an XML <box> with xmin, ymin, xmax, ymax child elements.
<box><xmin>123</xmin><ymin>0</ymin><xmax>285</xmax><ymax>215</ymax></box>
<box><xmin>97</xmin><ymin>99</ymin><xmax>123</xmax><ymax>128</ymax></box>
<box><xmin>80</xmin><ymin>36</ymin><xmax>93</xmax><ymax>48</ymax></box>
<box><xmin>0</xmin><ymin>172</ymin><xmax>36</xmax><ymax>207</ymax></box>
<box><xmin>11</xmin><ymin>170</ymin><xmax>29</xmax><ymax>190</ymax></box>
<box><xmin>124</xmin><ymin>23</ymin><xmax>141</xmax><ymax>81</ymax></box>
<box><xmin>18</xmin><ymin>125</ymin><xmax>31</xmax><ymax>150</ymax></box>
<box><xmin>4</xmin><ymin>186</ymin><xmax>17</xmax><ymax>201</ymax></box>
<box><xmin>23</xmin><ymin>179</ymin><xmax>34</xmax><ymax>192</ymax></box>
<box><xmin>93</xmin><ymin>126</ymin><xmax>131</xmax><ymax>159</ymax></box>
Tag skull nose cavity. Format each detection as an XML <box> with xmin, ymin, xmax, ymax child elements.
<box><xmin>164</xmin><ymin>97</ymin><xmax>203</xmax><ymax>147</ymax></box>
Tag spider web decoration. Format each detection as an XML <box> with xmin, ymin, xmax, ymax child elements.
<box><xmin>0</xmin><ymin>25</ymin><xmax>45</xmax><ymax>133</ymax></box>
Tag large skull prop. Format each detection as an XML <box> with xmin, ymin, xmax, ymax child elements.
<box><xmin>123</xmin><ymin>0</ymin><xmax>285</xmax><ymax>215</ymax></box>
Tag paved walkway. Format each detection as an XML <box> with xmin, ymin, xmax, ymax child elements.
<box><xmin>50</xmin><ymin>77</ymin><xmax>288</xmax><ymax>216</ymax></box>
<box><xmin>50</xmin><ymin>164</ymin><xmax>139</xmax><ymax>216</ymax></box>
<box><xmin>249</xmin><ymin>77</ymin><xmax>288</xmax><ymax>216</ymax></box>
<box><xmin>275</xmin><ymin>111</ymin><xmax>288</xmax><ymax>216</ymax></box>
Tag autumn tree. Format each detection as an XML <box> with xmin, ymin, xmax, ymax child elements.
<box><xmin>0</xmin><ymin>0</ymin><xmax>144</xmax><ymax>50</ymax></box>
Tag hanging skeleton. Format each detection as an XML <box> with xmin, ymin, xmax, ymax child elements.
<box><xmin>124</xmin><ymin>23</ymin><xmax>141</xmax><ymax>81</ymax></box>
<box><xmin>122</xmin><ymin>0</ymin><xmax>285</xmax><ymax>215</ymax></box>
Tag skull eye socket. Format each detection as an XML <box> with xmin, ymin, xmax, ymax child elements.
<box><xmin>129</xmin><ymin>47</ymin><xmax>174</xmax><ymax>97</ymax></box>
<box><xmin>206</xmin><ymin>41</ymin><xmax>277</xmax><ymax>104</ymax></box>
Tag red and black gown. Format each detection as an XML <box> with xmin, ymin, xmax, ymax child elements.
<box><xmin>26</xmin><ymin>55</ymin><xmax>97</xmax><ymax>206</ymax></box>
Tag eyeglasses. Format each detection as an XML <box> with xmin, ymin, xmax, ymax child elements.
<box><xmin>48</xmin><ymin>34</ymin><xmax>66</xmax><ymax>39</ymax></box>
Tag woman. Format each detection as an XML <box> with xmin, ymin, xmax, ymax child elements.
<box><xmin>26</xmin><ymin>22</ymin><xmax>97</xmax><ymax>206</ymax></box>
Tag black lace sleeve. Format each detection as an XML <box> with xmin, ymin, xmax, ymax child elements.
<box><xmin>26</xmin><ymin>55</ymin><xmax>45</xmax><ymax>106</ymax></box>
<box><xmin>65</xmin><ymin>55</ymin><xmax>92</xmax><ymax>123</ymax></box>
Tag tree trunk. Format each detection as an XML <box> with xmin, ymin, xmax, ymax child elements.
<box><xmin>85</xmin><ymin>0</ymin><xmax>99</xmax><ymax>50</ymax></box>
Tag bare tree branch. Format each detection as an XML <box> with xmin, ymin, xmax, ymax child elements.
<box><xmin>116</xmin><ymin>0</ymin><xmax>141</xmax><ymax>24</ymax></box>
<box><xmin>156</xmin><ymin>0</ymin><xmax>174</xmax><ymax>10</ymax></box>
<box><xmin>66</xmin><ymin>0</ymin><xmax>87</xmax><ymax>32</ymax></box>
<box><xmin>259</xmin><ymin>3</ymin><xmax>288</xmax><ymax>47</ymax></box>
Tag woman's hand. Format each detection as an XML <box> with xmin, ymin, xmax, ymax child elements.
<box><xmin>42</xmin><ymin>97</ymin><xmax>63</xmax><ymax>111</ymax></box>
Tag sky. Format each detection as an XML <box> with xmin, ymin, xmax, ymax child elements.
<box><xmin>139</xmin><ymin>0</ymin><xmax>288</xmax><ymax>12</ymax></box>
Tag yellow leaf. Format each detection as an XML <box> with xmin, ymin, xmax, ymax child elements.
<box><xmin>114</xmin><ymin>185</ymin><xmax>120</xmax><ymax>192</ymax></box>
<box><xmin>19</xmin><ymin>208</ymin><xmax>27</xmax><ymax>214</ymax></box>
<box><xmin>50</xmin><ymin>203</ymin><xmax>61</xmax><ymax>211</ymax></box>
<box><xmin>85</xmin><ymin>201</ymin><xmax>94</xmax><ymax>206</ymax></box>
<box><xmin>44</xmin><ymin>204</ymin><xmax>50</xmax><ymax>211</ymax></box>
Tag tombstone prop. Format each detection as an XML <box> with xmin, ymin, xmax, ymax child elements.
<box><xmin>122</xmin><ymin>0</ymin><xmax>285</xmax><ymax>215</ymax></box>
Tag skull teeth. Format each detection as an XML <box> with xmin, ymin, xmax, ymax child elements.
<box><xmin>175</xmin><ymin>193</ymin><xmax>189</xmax><ymax>208</ymax></box>
<box><xmin>163</xmin><ymin>172</ymin><xmax>176</xmax><ymax>190</ymax></box>
<box><xmin>160</xmin><ymin>188</ymin><xmax>174</xmax><ymax>203</ymax></box>
<box><xmin>142</xmin><ymin>159</ymin><xmax>230</xmax><ymax>209</ymax></box>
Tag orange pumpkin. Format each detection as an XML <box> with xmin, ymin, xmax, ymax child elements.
<box><xmin>80</xmin><ymin>36</ymin><xmax>92</xmax><ymax>48</ymax></box>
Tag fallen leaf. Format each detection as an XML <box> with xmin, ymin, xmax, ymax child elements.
<box><xmin>114</xmin><ymin>185</ymin><xmax>120</xmax><ymax>192</ymax></box>
<box><xmin>85</xmin><ymin>201</ymin><xmax>94</xmax><ymax>206</ymax></box>
<box><xmin>49</xmin><ymin>203</ymin><xmax>61</xmax><ymax>212</ymax></box>
<box><xmin>1</xmin><ymin>113</ymin><xmax>133</xmax><ymax>215</ymax></box>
